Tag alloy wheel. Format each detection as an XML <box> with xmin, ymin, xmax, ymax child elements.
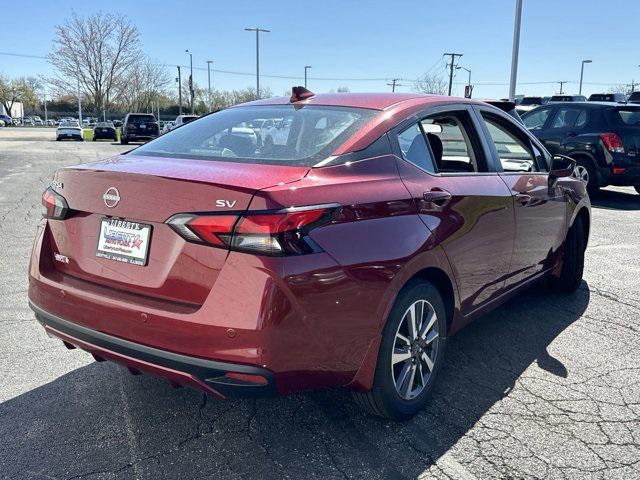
<box><xmin>391</xmin><ymin>300</ymin><xmax>440</xmax><ymax>400</ymax></box>
<box><xmin>574</xmin><ymin>165</ymin><xmax>589</xmax><ymax>184</ymax></box>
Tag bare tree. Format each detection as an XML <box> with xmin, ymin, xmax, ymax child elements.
<box><xmin>115</xmin><ymin>61</ymin><xmax>171</xmax><ymax>112</ymax></box>
<box><xmin>413</xmin><ymin>73</ymin><xmax>448</xmax><ymax>95</ymax></box>
<box><xmin>48</xmin><ymin>12</ymin><xmax>141</xmax><ymax>113</ymax></box>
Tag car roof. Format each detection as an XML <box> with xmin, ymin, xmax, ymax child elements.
<box><xmin>241</xmin><ymin>92</ymin><xmax>481</xmax><ymax>111</ymax></box>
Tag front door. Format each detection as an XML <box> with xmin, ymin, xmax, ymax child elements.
<box><xmin>475</xmin><ymin>107</ymin><xmax>567</xmax><ymax>288</ymax></box>
<box><xmin>393</xmin><ymin>105</ymin><xmax>516</xmax><ymax>313</ymax></box>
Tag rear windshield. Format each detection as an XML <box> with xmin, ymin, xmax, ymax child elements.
<box><xmin>128</xmin><ymin>115</ymin><xmax>155</xmax><ymax>124</ymax></box>
<box><xmin>550</xmin><ymin>96</ymin><xmax>573</xmax><ymax>102</ymax></box>
<box><xmin>133</xmin><ymin>105</ymin><xmax>378</xmax><ymax>166</ymax></box>
<box><xmin>609</xmin><ymin>108</ymin><xmax>640</xmax><ymax>126</ymax></box>
<box><xmin>589</xmin><ymin>94</ymin><xmax>614</xmax><ymax>101</ymax></box>
<box><xmin>520</xmin><ymin>97</ymin><xmax>543</xmax><ymax>105</ymax></box>
<box><xmin>96</xmin><ymin>122</ymin><xmax>114</xmax><ymax>127</ymax></box>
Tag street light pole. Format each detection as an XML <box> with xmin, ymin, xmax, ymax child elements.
<box><xmin>245</xmin><ymin>27</ymin><xmax>270</xmax><ymax>99</ymax></box>
<box><xmin>206</xmin><ymin>60</ymin><xmax>213</xmax><ymax>112</ymax></box>
<box><xmin>185</xmin><ymin>49</ymin><xmax>194</xmax><ymax>114</ymax></box>
<box><xmin>579</xmin><ymin>59</ymin><xmax>592</xmax><ymax>95</ymax></box>
<box><xmin>77</xmin><ymin>77</ymin><xmax>82</xmax><ymax>125</ymax></box>
<box><xmin>304</xmin><ymin>65</ymin><xmax>312</xmax><ymax>88</ymax></box>
<box><xmin>508</xmin><ymin>0</ymin><xmax>523</xmax><ymax>101</ymax></box>
<box><xmin>177</xmin><ymin>66</ymin><xmax>182</xmax><ymax>115</ymax></box>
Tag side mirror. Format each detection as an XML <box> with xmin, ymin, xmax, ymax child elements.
<box><xmin>549</xmin><ymin>155</ymin><xmax>576</xmax><ymax>186</ymax></box>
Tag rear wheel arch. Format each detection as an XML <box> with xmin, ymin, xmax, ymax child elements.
<box><xmin>398</xmin><ymin>267</ymin><xmax>456</xmax><ymax>338</ymax></box>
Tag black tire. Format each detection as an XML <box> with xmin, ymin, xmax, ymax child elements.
<box><xmin>352</xmin><ymin>281</ymin><xmax>447</xmax><ymax>420</ymax></box>
<box><xmin>574</xmin><ymin>158</ymin><xmax>599</xmax><ymax>196</ymax></box>
<box><xmin>549</xmin><ymin>214</ymin><xmax>585</xmax><ymax>293</ymax></box>
<box><xmin>120</xmin><ymin>136</ymin><xmax>128</xmax><ymax>145</ymax></box>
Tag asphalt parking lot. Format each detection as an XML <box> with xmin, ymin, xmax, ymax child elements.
<box><xmin>0</xmin><ymin>127</ymin><xmax>639</xmax><ymax>480</ymax></box>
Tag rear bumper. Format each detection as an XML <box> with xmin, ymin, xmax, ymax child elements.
<box><xmin>598</xmin><ymin>165</ymin><xmax>640</xmax><ymax>186</ymax></box>
<box><xmin>30</xmin><ymin>301</ymin><xmax>276</xmax><ymax>398</ymax></box>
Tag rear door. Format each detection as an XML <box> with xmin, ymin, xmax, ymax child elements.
<box><xmin>475</xmin><ymin>106</ymin><xmax>567</xmax><ymax>288</ymax></box>
<box><xmin>393</xmin><ymin>104</ymin><xmax>516</xmax><ymax>313</ymax></box>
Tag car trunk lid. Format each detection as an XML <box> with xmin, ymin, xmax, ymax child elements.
<box><xmin>46</xmin><ymin>154</ymin><xmax>308</xmax><ymax>305</ymax></box>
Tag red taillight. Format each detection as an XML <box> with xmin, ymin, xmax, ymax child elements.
<box><xmin>612</xmin><ymin>166</ymin><xmax>626</xmax><ymax>175</ymax></box>
<box><xmin>600</xmin><ymin>133</ymin><xmax>625</xmax><ymax>153</ymax></box>
<box><xmin>41</xmin><ymin>187</ymin><xmax>70</xmax><ymax>220</ymax></box>
<box><xmin>167</xmin><ymin>206</ymin><xmax>336</xmax><ymax>256</ymax></box>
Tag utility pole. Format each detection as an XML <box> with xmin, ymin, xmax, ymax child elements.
<box><xmin>387</xmin><ymin>78</ymin><xmax>402</xmax><ymax>92</ymax></box>
<box><xmin>245</xmin><ymin>27</ymin><xmax>270</xmax><ymax>99</ymax></box>
<box><xmin>206</xmin><ymin>60</ymin><xmax>213</xmax><ymax>112</ymax></box>
<box><xmin>558</xmin><ymin>81</ymin><xmax>567</xmax><ymax>94</ymax></box>
<box><xmin>444</xmin><ymin>53</ymin><xmax>463</xmax><ymax>96</ymax></box>
<box><xmin>304</xmin><ymin>65</ymin><xmax>312</xmax><ymax>88</ymax></box>
<box><xmin>177</xmin><ymin>66</ymin><xmax>183</xmax><ymax>115</ymax></box>
<box><xmin>508</xmin><ymin>0</ymin><xmax>523</xmax><ymax>101</ymax></box>
<box><xmin>578</xmin><ymin>59</ymin><xmax>592</xmax><ymax>95</ymax></box>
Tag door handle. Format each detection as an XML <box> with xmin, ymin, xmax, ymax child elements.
<box><xmin>423</xmin><ymin>189</ymin><xmax>452</xmax><ymax>206</ymax></box>
<box><xmin>515</xmin><ymin>193</ymin><xmax>532</xmax><ymax>205</ymax></box>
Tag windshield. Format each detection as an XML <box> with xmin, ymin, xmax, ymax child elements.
<box><xmin>96</xmin><ymin>122</ymin><xmax>114</xmax><ymax>127</ymax></box>
<box><xmin>133</xmin><ymin>105</ymin><xmax>378</xmax><ymax>166</ymax></box>
<box><xmin>60</xmin><ymin>121</ymin><xmax>80</xmax><ymax>127</ymax></box>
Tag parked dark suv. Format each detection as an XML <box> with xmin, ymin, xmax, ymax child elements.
<box><xmin>549</xmin><ymin>95</ymin><xmax>587</xmax><ymax>102</ymax></box>
<box><xmin>588</xmin><ymin>93</ymin><xmax>627</xmax><ymax>103</ymax></box>
<box><xmin>121</xmin><ymin>113</ymin><xmax>159</xmax><ymax>144</ymax></box>
<box><xmin>522</xmin><ymin>102</ymin><xmax>640</xmax><ymax>194</ymax></box>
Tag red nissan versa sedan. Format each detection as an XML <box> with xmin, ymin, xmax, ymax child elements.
<box><xmin>29</xmin><ymin>89</ymin><xmax>590</xmax><ymax>420</ymax></box>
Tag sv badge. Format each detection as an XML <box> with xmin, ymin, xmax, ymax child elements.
<box><xmin>216</xmin><ymin>200</ymin><xmax>237</xmax><ymax>208</ymax></box>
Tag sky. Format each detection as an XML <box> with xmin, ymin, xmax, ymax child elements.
<box><xmin>2</xmin><ymin>0</ymin><xmax>639</xmax><ymax>100</ymax></box>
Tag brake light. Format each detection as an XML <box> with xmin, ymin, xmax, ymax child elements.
<box><xmin>167</xmin><ymin>205</ymin><xmax>337</xmax><ymax>256</ymax></box>
<box><xmin>600</xmin><ymin>133</ymin><xmax>625</xmax><ymax>153</ymax></box>
<box><xmin>41</xmin><ymin>187</ymin><xmax>71</xmax><ymax>220</ymax></box>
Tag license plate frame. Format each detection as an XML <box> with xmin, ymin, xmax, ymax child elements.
<box><xmin>95</xmin><ymin>218</ymin><xmax>152</xmax><ymax>266</ymax></box>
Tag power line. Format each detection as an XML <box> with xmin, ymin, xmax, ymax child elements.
<box><xmin>387</xmin><ymin>78</ymin><xmax>402</xmax><ymax>92</ymax></box>
<box><xmin>0</xmin><ymin>51</ymin><xmax>633</xmax><ymax>89</ymax></box>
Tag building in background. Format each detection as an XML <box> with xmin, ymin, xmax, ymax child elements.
<box><xmin>1</xmin><ymin>102</ymin><xmax>24</xmax><ymax>118</ymax></box>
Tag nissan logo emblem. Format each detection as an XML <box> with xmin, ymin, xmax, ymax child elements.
<box><xmin>103</xmin><ymin>187</ymin><xmax>120</xmax><ymax>208</ymax></box>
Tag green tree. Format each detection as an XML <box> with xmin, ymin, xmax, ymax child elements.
<box><xmin>0</xmin><ymin>75</ymin><xmax>41</xmax><ymax>115</ymax></box>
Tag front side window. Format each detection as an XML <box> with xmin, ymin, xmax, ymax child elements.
<box><xmin>134</xmin><ymin>105</ymin><xmax>377</xmax><ymax>166</ymax></box>
<box><xmin>481</xmin><ymin>114</ymin><xmax>538</xmax><ymax>172</ymax></box>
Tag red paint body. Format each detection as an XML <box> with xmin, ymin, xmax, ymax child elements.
<box><xmin>28</xmin><ymin>93</ymin><xmax>590</xmax><ymax>397</ymax></box>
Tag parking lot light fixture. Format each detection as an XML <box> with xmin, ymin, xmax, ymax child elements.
<box><xmin>245</xmin><ymin>27</ymin><xmax>270</xmax><ymax>99</ymax></box>
<box><xmin>579</xmin><ymin>59</ymin><xmax>592</xmax><ymax>95</ymax></box>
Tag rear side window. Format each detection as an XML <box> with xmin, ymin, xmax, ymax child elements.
<box><xmin>550</xmin><ymin>108</ymin><xmax>586</xmax><ymax>129</ymax></box>
<box><xmin>133</xmin><ymin>105</ymin><xmax>377</xmax><ymax>166</ymax></box>
<box><xmin>609</xmin><ymin>108</ymin><xmax>640</xmax><ymax>126</ymax></box>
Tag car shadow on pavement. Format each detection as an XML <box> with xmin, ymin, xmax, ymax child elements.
<box><xmin>1</xmin><ymin>283</ymin><xmax>590</xmax><ymax>480</ymax></box>
<box><xmin>591</xmin><ymin>189</ymin><xmax>640</xmax><ymax>211</ymax></box>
